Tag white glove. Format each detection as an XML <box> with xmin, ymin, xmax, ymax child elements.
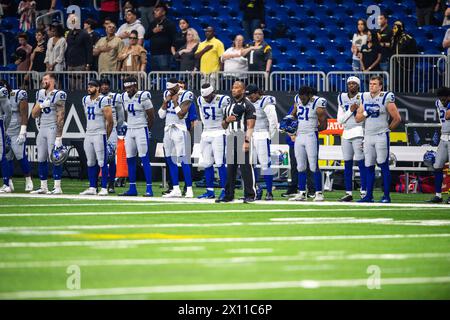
<box><xmin>41</xmin><ymin>99</ymin><xmax>50</xmax><ymax>109</ymax></box>
<box><xmin>16</xmin><ymin>125</ymin><xmax>27</xmax><ymax>145</ymax></box>
<box><xmin>55</xmin><ymin>137</ymin><xmax>62</xmax><ymax>148</ymax></box>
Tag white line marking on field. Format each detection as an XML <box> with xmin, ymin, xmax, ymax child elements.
<box><xmin>283</xmin><ymin>265</ymin><xmax>335</xmax><ymax>271</ymax></box>
<box><xmin>159</xmin><ymin>246</ymin><xmax>205</xmax><ymax>252</ymax></box>
<box><xmin>225</xmin><ymin>248</ymin><xmax>274</xmax><ymax>254</ymax></box>
<box><xmin>0</xmin><ymin>208</ymin><xmax>441</xmax><ymax>218</ymax></box>
<box><xmin>1</xmin><ymin>276</ymin><xmax>450</xmax><ymax>299</ymax></box>
<box><xmin>0</xmin><ymin>233</ymin><xmax>449</xmax><ymax>248</ymax></box>
<box><xmin>0</xmin><ymin>202</ymin><xmax>201</xmax><ymax>208</ymax></box>
<box><xmin>1</xmin><ymin>193</ymin><xmax>449</xmax><ymax>208</ymax></box>
<box><xmin>1</xmin><ymin>252</ymin><xmax>448</xmax><ymax>269</ymax></box>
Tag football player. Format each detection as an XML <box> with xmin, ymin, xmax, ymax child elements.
<box><xmin>99</xmin><ymin>78</ymin><xmax>125</xmax><ymax>193</ymax></box>
<box><xmin>245</xmin><ymin>84</ymin><xmax>278</xmax><ymax>201</ymax></box>
<box><xmin>30</xmin><ymin>73</ymin><xmax>67</xmax><ymax>194</ymax></box>
<box><xmin>0</xmin><ymin>82</ymin><xmax>33</xmax><ymax>193</ymax></box>
<box><xmin>79</xmin><ymin>80</ymin><xmax>114</xmax><ymax>196</ymax></box>
<box><xmin>0</xmin><ymin>81</ymin><xmax>12</xmax><ymax>192</ymax></box>
<box><xmin>428</xmin><ymin>87</ymin><xmax>450</xmax><ymax>204</ymax></box>
<box><xmin>336</xmin><ymin>76</ymin><xmax>367</xmax><ymax>202</ymax></box>
<box><xmin>119</xmin><ymin>76</ymin><xmax>155</xmax><ymax>197</ymax></box>
<box><xmin>289</xmin><ymin>86</ymin><xmax>328</xmax><ymax>202</ymax></box>
<box><xmin>196</xmin><ymin>83</ymin><xmax>230</xmax><ymax>199</ymax></box>
<box><xmin>355</xmin><ymin>75</ymin><xmax>401</xmax><ymax>203</ymax></box>
<box><xmin>158</xmin><ymin>78</ymin><xmax>195</xmax><ymax>198</ymax></box>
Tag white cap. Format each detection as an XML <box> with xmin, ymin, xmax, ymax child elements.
<box><xmin>347</xmin><ymin>76</ymin><xmax>360</xmax><ymax>86</ymax></box>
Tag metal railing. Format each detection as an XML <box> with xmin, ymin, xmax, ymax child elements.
<box><xmin>326</xmin><ymin>71</ymin><xmax>390</xmax><ymax>92</ymax></box>
<box><xmin>37</xmin><ymin>71</ymin><xmax>99</xmax><ymax>91</ymax></box>
<box><xmin>0</xmin><ymin>71</ymin><xmax>40</xmax><ymax>90</ymax></box>
<box><xmin>216</xmin><ymin>71</ymin><xmax>269</xmax><ymax>91</ymax></box>
<box><xmin>36</xmin><ymin>10</ymin><xmax>64</xmax><ymax>27</ymax></box>
<box><xmin>0</xmin><ymin>33</ymin><xmax>6</xmax><ymax>66</ymax></box>
<box><xmin>99</xmin><ymin>71</ymin><xmax>147</xmax><ymax>91</ymax></box>
<box><xmin>148</xmin><ymin>71</ymin><xmax>204</xmax><ymax>91</ymax></box>
<box><xmin>389</xmin><ymin>54</ymin><xmax>449</xmax><ymax>93</ymax></box>
<box><xmin>270</xmin><ymin>71</ymin><xmax>326</xmax><ymax>92</ymax></box>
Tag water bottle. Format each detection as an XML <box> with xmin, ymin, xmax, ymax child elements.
<box><xmin>432</xmin><ymin>130</ymin><xmax>440</xmax><ymax>146</ymax></box>
<box><xmin>413</xmin><ymin>129</ymin><xmax>421</xmax><ymax>145</ymax></box>
<box><xmin>283</xmin><ymin>152</ymin><xmax>289</xmax><ymax>165</ymax></box>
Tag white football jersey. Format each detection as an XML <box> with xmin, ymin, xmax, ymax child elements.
<box><xmin>105</xmin><ymin>92</ymin><xmax>124</xmax><ymax>127</ymax></box>
<box><xmin>121</xmin><ymin>90</ymin><xmax>153</xmax><ymax>129</ymax></box>
<box><xmin>0</xmin><ymin>86</ymin><xmax>10</xmax><ymax>121</ymax></box>
<box><xmin>82</xmin><ymin>94</ymin><xmax>111</xmax><ymax>135</ymax></box>
<box><xmin>294</xmin><ymin>95</ymin><xmax>327</xmax><ymax>134</ymax></box>
<box><xmin>35</xmin><ymin>89</ymin><xmax>67</xmax><ymax>128</ymax></box>
<box><xmin>252</xmin><ymin>95</ymin><xmax>276</xmax><ymax>132</ymax></box>
<box><xmin>337</xmin><ymin>92</ymin><xmax>363</xmax><ymax>139</ymax></box>
<box><xmin>6</xmin><ymin>89</ymin><xmax>28</xmax><ymax>136</ymax></box>
<box><xmin>197</xmin><ymin>94</ymin><xmax>230</xmax><ymax>131</ymax></box>
<box><xmin>361</xmin><ymin>91</ymin><xmax>395</xmax><ymax>135</ymax></box>
<box><xmin>163</xmin><ymin>89</ymin><xmax>194</xmax><ymax>131</ymax></box>
<box><xmin>436</xmin><ymin>99</ymin><xmax>450</xmax><ymax>134</ymax></box>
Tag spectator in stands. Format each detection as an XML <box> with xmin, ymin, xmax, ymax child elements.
<box><xmin>116</xmin><ymin>8</ymin><xmax>145</xmax><ymax>46</ymax></box>
<box><xmin>376</xmin><ymin>13</ymin><xmax>392</xmax><ymax>73</ymax></box>
<box><xmin>391</xmin><ymin>21</ymin><xmax>418</xmax><ymax>92</ymax></box>
<box><xmin>351</xmin><ymin>19</ymin><xmax>368</xmax><ymax>71</ymax></box>
<box><xmin>66</xmin><ymin>14</ymin><xmax>93</xmax><ymax>72</ymax></box>
<box><xmin>45</xmin><ymin>23</ymin><xmax>66</xmax><ymax>71</ymax></box>
<box><xmin>174</xmin><ymin>28</ymin><xmax>200</xmax><ymax>71</ymax></box>
<box><xmin>241</xmin><ymin>28</ymin><xmax>272</xmax><ymax>86</ymax></box>
<box><xmin>414</xmin><ymin>0</ymin><xmax>440</xmax><ymax>26</ymax></box>
<box><xmin>443</xmin><ymin>26</ymin><xmax>450</xmax><ymax>52</ymax></box>
<box><xmin>84</xmin><ymin>18</ymin><xmax>100</xmax><ymax>72</ymax></box>
<box><xmin>94</xmin><ymin>22</ymin><xmax>124</xmax><ymax>73</ymax></box>
<box><xmin>443</xmin><ymin>6</ymin><xmax>450</xmax><ymax>25</ymax></box>
<box><xmin>171</xmin><ymin>18</ymin><xmax>190</xmax><ymax>55</ymax></box>
<box><xmin>195</xmin><ymin>26</ymin><xmax>225</xmax><ymax>75</ymax></box>
<box><xmin>15</xmin><ymin>33</ymin><xmax>32</xmax><ymax>71</ymax></box>
<box><xmin>221</xmin><ymin>34</ymin><xmax>249</xmax><ymax>84</ymax></box>
<box><xmin>360</xmin><ymin>31</ymin><xmax>381</xmax><ymax>72</ymax></box>
<box><xmin>100</xmin><ymin>0</ymin><xmax>120</xmax><ymax>26</ymax></box>
<box><xmin>18</xmin><ymin>0</ymin><xmax>36</xmax><ymax>32</ymax></box>
<box><xmin>135</xmin><ymin>0</ymin><xmax>159</xmax><ymax>31</ymax></box>
<box><xmin>148</xmin><ymin>2</ymin><xmax>176</xmax><ymax>71</ymax></box>
<box><xmin>117</xmin><ymin>30</ymin><xmax>147</xmax><ymax>72</ymax></box>
<box><xmin>35</xmin><ymin>0</ymin><xmax>56</xmax><ymax>27</ymax></box>
<box><xmin>103</xmin><ymin>17</ymin><xmax>113</xmax><ymax>28</ymax></box>
<box><xmin>240</xmin><ymin>0</ymin><xmax>265</xmax><ymax>41</ymax></box>
<box><xmin>0</xmin><ymin>0</ymin><xmax>17</xmax><ymax>17</ymax></box>
<box><xmin>29</xmin><ymin>29</ymin><xmax>47</xmax><ymax>73</ymax></box>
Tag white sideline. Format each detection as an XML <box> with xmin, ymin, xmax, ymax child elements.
<box><xmin>0</xmin><ymin>208</ymin><xmax>442</xmax><ymax>218</ymax></box>
<box><xmin>1</xmin><ymin>252</ymin><xmax>449</xmax><ymax>269</ymax></box>
<box><xmin>0</xmin><ymin>193</ymin><xmax>448</xmax><ymax>208</ymax></box>
<box><xmin>0</xmin><ymin>233</ymin><xmax>449</xmax><ymax>248</ymax></box>
<box><xmin>1</xmin><ymin>276</ymin><xmax>450</xmax><ymax>299</ymax></box>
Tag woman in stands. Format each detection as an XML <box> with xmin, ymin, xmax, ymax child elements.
<box><xmin>44</xmin><ymin>23</ymin><xmax>67</xmax><ymax>72</ymax></box>
<box><xmin>351</xmin><ymin>19</ymin><xmax>369</xmax><ymax>71</ymax></box>
<box><xmin>221</xmin><ymin>34</ymin><xmax>249</xmax><ymax>88</ymax></box>
<box><xmin>174</xmin><ymin>27</ymin><xmax>200</xmax><ymax>72</ymax></box>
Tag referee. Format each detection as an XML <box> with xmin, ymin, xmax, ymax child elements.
<box><xmin>216</xmin><ymin>81</ymin><xmax>257</xmax><ymax>203</ymax></box>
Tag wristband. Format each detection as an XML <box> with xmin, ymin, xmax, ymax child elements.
<box><xmin>363</xmin><ymin>111</ymin><xmax>369</xmax><ymax>117</ymax></box>
<box><xmin>19</xmin><ymin>125</ymin><xmax>27</xmax><ymax>135</ymax></box>
<box><xmin>174</xmin><ymin>106</ymin><xmax>182</xmax><ymax>114</ymax></box>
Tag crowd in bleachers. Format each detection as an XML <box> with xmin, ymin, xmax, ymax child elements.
<box><xmin>0</xmin><ymin>0</ymin><xmax>449</xmax><ymax>75</ymax></box>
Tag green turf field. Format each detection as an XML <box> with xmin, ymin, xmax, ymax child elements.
<box><xmin>0</xmin><ymin>179</ymin><xmax>449</xmax><ymax>300</ymax></box>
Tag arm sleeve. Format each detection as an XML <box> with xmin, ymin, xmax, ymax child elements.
<box><xmin>116</xmin><ymin>96</ymin><xmax>125</xmax><ymax>127</ymax></box>
<box><xmin>141</xmin><ymin>92</ymin><xmax>154</xmax><ymax>110</ymax></box>
<box><xmin>336</xmin><ymin>94</ymin><xmax>353</xmax><ymax>125</ymax></box>
<box><xmin>197</xmin><ymin>97</ymin><xmax>205</xmax><ymax>123</ymax></box>
<box><xmin>263</xmin><ymin>104</ymin><xmax>279</xmax><ymax>138</ymax></box>
<box><xmin>56</xmin><ymin>91</ymin><xmax>67</xmax><ymax>103</ymax></box>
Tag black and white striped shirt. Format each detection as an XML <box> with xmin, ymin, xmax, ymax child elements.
<box><xmin>223</xmin><ymin>97</ymin><xmax>256</xmax><ymax>133</ymax></box>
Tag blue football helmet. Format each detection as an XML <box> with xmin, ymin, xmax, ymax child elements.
<box><xmin>106</xmin><ymin>142</ymin><xmax>115</xmax><ymax>164</ymax></box>
<box><xmin>423</xmin><ymin>150</ymin><xmax>436</xmax><ymax>167</ymax></box>
<box><xmin>117</xmin><ymin>124</ymin><xmax>127</xmax><ymax>137</ymax></box>
<box><xmin>279</xmin><ymin>115</ymin><xmax>298</xmax><ymax>135</ymax></box>
<box><xmin>50</xmin><ymin>145</ymin><xmax>69</xmax><ymax>165</ymax></box>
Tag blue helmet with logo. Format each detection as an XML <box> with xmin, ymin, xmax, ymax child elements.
<box><xmin>423</xmin><ymin>150</ymin><xmax>436</xmax><ymax>167</ymax></box>
<box><xmin>279</xmin><ymin>115</ymin><xmax>298</xmax><ymax>135</ymax></box>
<box><xmin>50</xmin><ymin>145</ymin><xmax>69</xmax><ymax>165</ymax></box>
<box><xmin>106</xmin><ymin>141</ymin><xmax>115</xmax><ymax>164</ymax></box>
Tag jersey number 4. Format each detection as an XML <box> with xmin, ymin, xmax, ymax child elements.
<box><xmin>203</xmin><ymin>106</ymin><xmax>216</xmax><ymax>120</ymax></box>
<box><xmin>127</xmin><ymin>103</ymin><xmax>136</xmax><ymax>116</ymax></box>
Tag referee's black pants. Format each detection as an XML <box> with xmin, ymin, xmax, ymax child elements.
<box><xmin>224</xmin><ymin>133</ymin><xmax>256</xmax><ymax>200</ymax></box>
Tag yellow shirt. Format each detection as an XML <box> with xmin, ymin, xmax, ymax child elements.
<box><xmin>195</xmin><ymin>37</ymin><xmax>225</xmax><ymax>74</ymax></box>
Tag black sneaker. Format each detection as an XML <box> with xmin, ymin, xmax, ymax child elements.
<box><xmin>215</xmin><ymin>197</ymin><xmax>233</xmax><ymax>203</ymax></box>
<box><xmin>256</xmin><ymin>187</ymin><xmax>263</xmax><ymax>200</ymax></box>
<box><xmin>340</xmin><ymin>194</ymin><xmax>353</xmax><ymax>202</ymax></box>
<box><xmin>427</xmin><ymin>196</ymin><xmax>443</xmax><ymax>203</ymax></box>
<box><xmin>162</xmin><ymin>188</ymin><xmax>172</xmax><ymax>195</ymax></box>
<box><xmin>243</xmin><ymin>197</ymin><xmax>255</xmax><ymax>203</ymax></box>
<box><xmin>107</xmin><ymin>182</ymin><xmax>115</xmax><ymax>194</ymax></box>
<box><xmin>265</xmin><ymin>192</ymin><xmax>274</xmax><ymax>201</ymax></box>
<box><xmin>446</xmin><ymin>197</ymin><xmax>450</xmax><ymax>204</ymax></box>
<box><xmin>282</xmin><ymin>190</ymin><xmax>297</xmax><ymax>198</ymax></box>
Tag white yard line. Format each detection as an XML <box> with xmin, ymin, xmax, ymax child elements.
<box><xmin>225</xmin><ymin>248</ymin><xmax>274</xmax><ymax>254</ymax></box>
<box><xmin>0</xmin><ymin>202</ymin><xmax>201</xmax><ymax>208</ymax></box>
<box><xmin>0</xmin><ymin>233</ymin><xmax>449</xmax><ymax>248</ymax></box>
<box><xmin>1</xmin><ymin>252</ymin><xmax>448</xmax><ymax>269</ymax></box>
<box><xmin>1</xmin><ymin>276</ymin><xmax>449</xmax><ymax>299</ymax></box>
<box><xmin>0</xmin><ymin>208</ymin><xmax>440</xmax><ymax>218</ymax></box>
<box><xmin>0</xmin><ymin>193</ymin><xmax>448</xmax><ymax>208</ymax></box>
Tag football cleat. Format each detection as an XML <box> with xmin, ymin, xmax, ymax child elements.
<box><xmin>47</xmin><ymin>188</ymin><xmax>63</xmax><ymax>195</ymax></box>
<box><xmin>340</xmin><ymin>194</ymin><xmax>353</xmax><ymax>202</ymax></box>
<box><xmin>30</xmin><ymin>188</ymin><xmax>49</xmax><ymax>194</ymax></box>
<box><xmin>282</xmin><ymin>190</ymin><xmax>297</xmax><ymax>198</ymax></box>
<box><xmin>265</xmin><ymin>192</ymin><xmax>274</xmax><ymax>201</ymax></box>
<box><xmin>255</xmin><ymin>186</ymin><xmax>263</xmax><ymax>200</ymax></box>
<box><xmin>0</xmin><ymin>185</ymin><xmax>8</xmax><ymax>193</ymax></box>
<box><xmin>215</xmin><ymin>197</ymin><xmax>233</xmax><ymax>203</ymax></box>
<box><xmin>161</xmin><ymin>188</ymin><xmax>172</xmax><ymax>195</ymax></box>
<box><xmin>313</xmin><ymin>192</ymin><xmax>325</xmax><ymax>202</ymax></box>
<box><xmin>427</xmin><ymin>196</ymin><xmax>443</xmax><ymax>203</ymax></box>
<box><xmin>0</xmin><ymin>186</ymin><xmax>12</xmax><ymax>193</ymax></box>
<box><xmin>143</xmin><ymin>186</ymin><xmax>153</xmax><ymax>197</ymax></box>
<box><xmin>197</xmin><ymin>190</ymin><xmax>215</xmax><ymax>199</ymax></box>
<box><xmin>80</xmin><ymin>188</ymin><xmax>97</xmax><ymax>195</ymax></box>
<box><xmin>119</xmin><ymin>190</ymin><xmax>138</xmax><ymax>196</ymax></box>
<box><xmin>379</xmin><ymin>195</ymin><xmax>391</xmax><ymax>203</ymax></box>
<box><xmin>357</xmin><ymin>196</ymin><xmax>374</xmax><ymax>203</ymax></box>
<box><xmin>8</xmin><ymin>179</ymin><xmax>14</xmax><ymax>192</ymax></box>
<box><xmin>184</xmin><ymin>188</ymin><xmax>194</xmax><ymax>198</ymax></box>
<box><xmin>218</xmin><ymin>189</ymin><xmax>226</xmax><ymax>201</ymax></box>
<box><xmin>25</xmin><ymin>180</ymin><xmax>33</xmax><ymax>192</ymax></box>
<box><xmin>98</xmin><ymin>188</ymin><xmax>108</xmax><ymax>196</ymax></box>
<box><xmin>289</xmin><ymin>192</ymin><xmax>307</xmax><ymax>201</ymax></box>
<box><xmin>162</xmin><ymin>189</ymin><xmax>182</xmax><ymax>198</ymax></box>
<box><xmin>107</xmin><ymin>182</ymin><xmax>115</xmax><ymax>194</ymax></box>
<box><xmin>243</xmin><ymin>197</ymin><xmax>255</xmax><ymax>203</ymax></box>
